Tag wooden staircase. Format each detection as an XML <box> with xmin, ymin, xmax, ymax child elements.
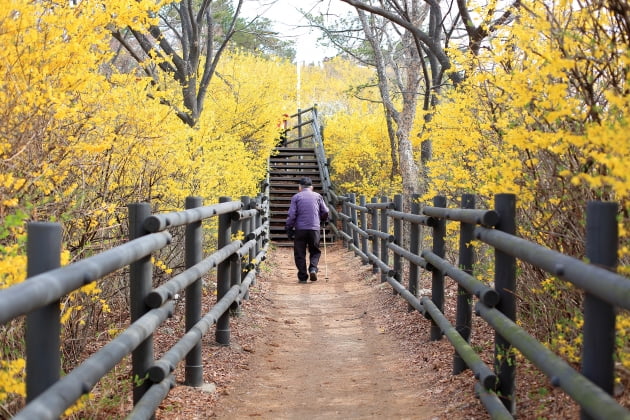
<box><xmin>268</xmin><ymin>147</ymin><xmax>323</xmax><ymax>246</ymax></box>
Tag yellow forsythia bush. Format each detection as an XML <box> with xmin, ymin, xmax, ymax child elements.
<box><xmin>420</xmin><ymin>0</ymin><xmax>629</xmax><ymax>367</ymax></box>
<box><xmin>0</xmin><ymin>0</ymin><xmax>297</xmax><ymax>411</ymax></box>
<box><xmin>423</xmin><ymin>0</ymin><xmax>629</xmax><ymax>250</ymax></box>
<box><xmin>300</xmin><ymin>57</ymin><xmax>402</xmax><ymax>198</ymax></box>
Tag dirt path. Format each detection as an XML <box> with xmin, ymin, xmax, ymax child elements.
<box><xmin>156</xmin><ymin>241</ymin><xmax>592</xmax><ymax>420</ymax></box>
<box><xmin>211</xmin><ymin>243</ymin><xmax>438</xmax><ymax>419</ymax></box>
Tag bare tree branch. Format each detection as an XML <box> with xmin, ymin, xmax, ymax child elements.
<box><xmin>341</xmin><ymin>0</ymin><xmax>452</xmax><ymax>72</ymax></box>
<box><xmin>113</xmin><ymin>0</ymin><xmax>244</xmax><ymax>127</ymax></box>
<box><xmin>457</xmin><ymin>0</ymin><xmax>521</xmax><ymax>54</ymax></box>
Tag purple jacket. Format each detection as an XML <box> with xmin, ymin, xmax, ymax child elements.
<box><xmin>286</xmin><ymin>189</ymin><xmax>329</xmax><ymax>230</ymax></box>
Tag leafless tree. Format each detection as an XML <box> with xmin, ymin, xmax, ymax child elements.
<box><xmin>340</xmin><ymin>0</ymin><xmax>520</xmax><ymax>199</ymax></box>
<box><xmin>338</xmin><ymin>0</ymin><xmax>454</xmax><ymax>200</ymax></box>
<box><xmin>112</xmin><ymin>0</ymin><xmax>244</xmax><ymax>127</ymax></box>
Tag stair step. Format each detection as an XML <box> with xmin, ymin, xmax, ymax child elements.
<box><xmin>270</xmin><ymin>170</ymin><xmax>320</xmax><ymax>176</ymax></box>
<box><xmin>270</xmin><ymin>165</ymin><xmax>318</xmax><ymax>171</ymax></box>
<box><xmin>269</xmin><ymin>183</ymin><xmax>322</xmax><ymax>189</ymax></box>
<box><xmin>270</xmin><ymin>176</ymin><xmax>321</xmax><ymax>180</ymax></box>
<box><xmin>269</xmin><ymin>218</ymin><xmax>289</xmax><ymax>224</ymax></box>
<box><xmin>271</xmin><ymin>155</ymin><xmax>317</xmax><ymax>159</ymax></box>
<box><xmin>269</xmin><ymin>165</ymin><xmax>319</xmax><ymax>171</ymax></box>
<box><xmin>271</xmin><ymin>153</ymin><xmax>317</xmax><ymax>158</ymax></box>
<box><xmin>274</xmin><ymin>147</ymin><xmax>315</xmax><ymax>153</ymax></box>
<box><xmin>268</xmin><ymin>195</ymin><xmax>294</xmax><ymax>198</ymax></box>
<box><xmin>270</xmin><ymin>176</ymin><xmax>321</xmax><ymax>181</ymax></box>
<box><xmin>272</xmin><ymin>154</ymin><xmax>316</xmax><ymax>160</ymax></box>
<box><xmin>269</xmin><ymin>191</ymin><xmax>323</xmax><ymax>197</ymax></box>
<box><xmin>272</xmin><ymin>155</ymin><xmax>316</xmax><ymax>161</ymax></box>
<box><xmin>270</xmin><ymin>179</ymin><xmax>320</xmax><ymax>185</ymax></box>
<box><xmin>269</xmin><ymin>146</ymin><xmax>326</xmax><ymax>244</ymax></box>
<box><xmin>270</xmin><ymin>198</ymin><xmax>290</xmax><ymax>204</ymax></box>
<box><xmin>270</xmin><ymin>158</ymin><xmax>318</xmax><ymax>162</ymax></box>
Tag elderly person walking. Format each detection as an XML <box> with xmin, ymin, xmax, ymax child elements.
<box><xmin>285</xmin><ymin>177</ymin><xmax>329</xmax><ymax>283</ymax></box>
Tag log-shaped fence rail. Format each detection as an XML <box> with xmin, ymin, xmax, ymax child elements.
<box><xmin>0</xmin><ymin>193</ymin><xmax>270</xmax><ymax>420</ymax></box>
<box><xmin>327</xmin><ymin>190</ymin><xmax>630</xmax><ymax>420</ymax></box>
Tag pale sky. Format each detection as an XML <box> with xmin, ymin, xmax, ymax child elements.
<box><xmin>242</xmin><ymin>0</ymin><xmax>355</xmax><ymax>64</ymax></box>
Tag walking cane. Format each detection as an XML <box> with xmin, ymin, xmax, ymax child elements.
<box><xmin>322</xmin><ymin>224</ymin><xmax>329</xmax><ymax>281</ymax></box>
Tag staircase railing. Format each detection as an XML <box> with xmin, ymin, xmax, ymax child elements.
<box><xmin>309</xmin><ymin>107</ymin><xmax>332</xmax><ymax>206</ymax></box>
<box><xmin>275</xmin><ymin>106</ymin><xmax>335</xmax><ymax>240</ymax></box>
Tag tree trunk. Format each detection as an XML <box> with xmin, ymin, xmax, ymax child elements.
<box><xmin>356</xmin><ymin>7</ymin><xmax>421</xmax><ymax>203</ymax></box>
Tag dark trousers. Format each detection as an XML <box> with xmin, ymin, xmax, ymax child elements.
<box><xmin>293</xmin><ymin>229</ymin><xmax>321</xmax><ymax>282</ymax></box>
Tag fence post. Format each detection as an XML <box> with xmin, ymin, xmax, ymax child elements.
<box><xmin>493</xmin><ymin>193</ymin><xmax>517</xmax><ymax>413</ymax></box>
<box><xmin>380</xmin><ymin>196</ymin><xmax>389</xmax><ymax>283</ymax></box>
<box><xmin>342</xmin><ymin>199</ymin><xmax>350</xmax><ymax>249</ymax></box>
<box><xmin>360</xmin><ymin>196</ymin><xmax>368</xmax><ymax>260</ymax></box>
<box><xmin>371</xmin><ymin>197</ymin><xmax>379</xmax><ymax>274</ymax></box>
<box><xmin>350</xmin><ymin>193</ymin><xmax>358</xmax><ymax>247</ymax></box>
<box><xmin>430</xmin><ymin>195</ymin><xmax>446</xmax><ymax>341</ymax></box>
<box><xmin>408</xmin><ymin>194</ymin><xmax>420</xmax><ymax>312</ymax></box>
<box><xmin>251</xmin><ymin>195</ymin><xmax>261</xmax><ymax>290</ymax></box>
<box><xmin>25</xmin><ymin>222</ymin><xmax>62</xmax><ymax>402</ymax></box>
<box><xmin>240</xmin><ymin>195</ymin><xmax>252</xmax><ymax>270</ymax></box>
<box><xmin>247</xmin><ymin>197</ymin><xmax>256</xmax><ymax>272</ymax></box>
<box><xmin>229</xmin><ymin>196</ymin><xmax>247</xmax><ymax>316</ymax></box>
<box><xmin>184</xmin><ymin>196</ymin><xmax>203</xmax><ymax>387</ymax></box>
<box><xmin>258</xmin><ymin>193</ymin><xmax>267</xmax><ymax>255</ymax></box>
<box><xmin>453</xmin><ymin>193</ymin><xmax>475</xmax><ymax>374</ymax></box>
<box><xmin>128</xmin><ymin>202</ymin><xmax>154</xmax><ymax>406</ymax></box>
<box><xmin>297</xmin><ymin>108</ymin><xmax>303</xmax><ymax>147</ymax></box>
<box><xmin>581</xmin><ymin>201</ymin><xmax>618</xmax><ymax>420</ymax></box>
<box><xmin>254</xmin><ymin>194</ymin><xmax>262</xmax><ymax>257</ymax></box>
<box><xmin>393</xmin><ymin>194</ymin><xmax>403</xmax><ymax>294</ymax></box>
<box><xmin>216</xmin><ymin>197</ymin><xmax>232</xmax><ymax>345</ymax></box>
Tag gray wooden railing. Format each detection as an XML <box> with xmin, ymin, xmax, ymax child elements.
<box><xmin>3</xmin><ymin>107</ymin><xmax>628</xmax><ymax>419</ymax></box>
<box><xmin>0</xmin><ymin>191</ymin><xmax>270</xmax><ymax>420</ymax></box>
<box><xmin>328</xmin><ymin>191</ymin><xmax>629</xmax><ymax>420</ymax></box>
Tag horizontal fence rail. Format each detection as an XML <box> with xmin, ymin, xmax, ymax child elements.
<box><xmin>331</xmin><ymin>192</ymin><xmax>630</xmax><ymax>420</ymax></box>
<box><xmin>0</xmin><ymin>192</ymin><xmax>271</xmax><ymax>420</ymax></box>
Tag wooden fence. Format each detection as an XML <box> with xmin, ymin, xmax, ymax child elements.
<box><xmin>0</xmin><ymin>193</ymin><xmax>270</xmax><ymax>419</ymax></box>
<box><xmin>327</xmin><ymin>190</ymin><xmax>629</xmax><ymax>420</ymax></box>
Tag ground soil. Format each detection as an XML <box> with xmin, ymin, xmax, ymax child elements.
<box><xmin>150</xmin><ymin>242</ymin><xmax>627</xmax><ymax>420</ymax></box>
<box><xmin>210</xmin><ymin>243</ymin><xmax>439</xmax><ymax>419</ymax></box>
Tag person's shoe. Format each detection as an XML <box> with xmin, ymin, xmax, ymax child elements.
<box><xmin>298</xmin><ymin>279</ymin><xmax>307</xmax><ymax>284</ymax></box>
<box><xmin>309</xmin><ymin>269</ymin><xmax>318</xmax><ymax>281</ymax></box>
